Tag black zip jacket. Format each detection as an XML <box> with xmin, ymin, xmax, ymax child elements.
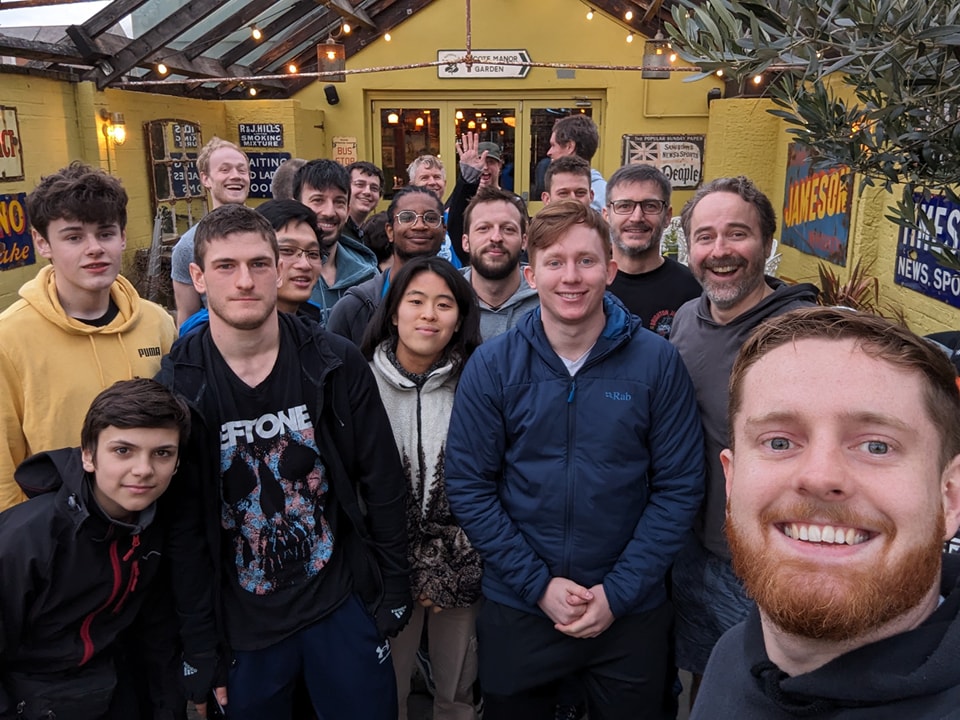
<box><xmin>0</xmin><ymin>448</ymin><xmax>177</xmax><ymax>717</ymax></box>
<box><xmin>155</xmin><ymin>312</ymin><xmax>409</xmax><ymax>664</ymax></box>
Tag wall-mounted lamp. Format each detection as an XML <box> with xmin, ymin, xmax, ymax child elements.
<box><xmin>317</xmin><ymin>36</ymin><xmax>346</xmax><ymax>82</ymax></box>
<box><xmin>641</xmin><ymin>31</ymin><xmax>671</xmax><ymax>80</ymax></box>
<box><xmin>99</xmin><ymin>108</ymin><xmax>126</xmax><ymax>145</ymax></box>
<box><xmin>415</xmin><ymin>116</ymin><xmax>424</xmax><ymax>128</ymax></box>
<box><xmin>387</xmin><ymin>112</ymin><xmax>399</xmax><ymax>124</ymax></box>
<box><xmin>707</xmin><ymin>87</ymin><xmax>722</xmax><ymax>107</ymax></box>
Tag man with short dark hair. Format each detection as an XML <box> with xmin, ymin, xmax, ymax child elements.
<box><xmin>158</xmin><ymin>203</ymin><xmax>410</xmax><ymax>720</ymax></box>
<box><xmin>547</xmin><ymin>115</ymin><xmax>606</xmax><ymax>212</ymax></box>
<box><xmin>0</xmin><ymin>162</ymin><xmax>175</xmax><ymax>512</ymax></box>
<box><xmin>447</xmin><ymin>201</ymin><xmax>704</xmax><ymax>719</ymax></box>
<box><xmin>345</xmin><ymin>161</ymin><xmax>384</xmax><ymax>241</ymax></box>
<box><xmin>171</xmin><ymin>137</ymin><xmax>250</xmax><ymax>327</ymax></box>
<box><xmin>461</xmin><ymin>186</ymin><xmax>539</xmax><ymax>339</ymax></box>
<box><xmin>541</xmin><ymin>155</ymin><xmax>593</xmax><ymax>207</ymax></box>
<box><xmin>294</xmin><ymin>159</ymin><xmax>379</xmax><ymax>323</ymax></box>
<box><xmin>256</xmin><ymin>199</ymin><xmax>325</xmax><ymax>321</ymax></box>
<box><xmin>604</xmin><ymin>164</ymin><xmax>700</xmax><ymax>339</ymax></box>
<box><xmin>695</xmin><ymin>306</ymin><xmax>960</xmax><ymax>718</ymax></box>
<box><xmin>670</xmin><ymin>176</ymin><xmax>819</xmax><ymax>705</ymax></box>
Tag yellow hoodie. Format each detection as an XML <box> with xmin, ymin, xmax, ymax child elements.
<box><xmin>0</xmin><ymin>266</ymin><xmax>177</xmax><ymax>511</ymax></box>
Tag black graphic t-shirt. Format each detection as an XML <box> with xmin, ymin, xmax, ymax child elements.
<box><xmin>607</xmin><ymin>257</ymin><xmax>702</xmax><ymax>339</ymax></box>
<box><xmin>206</xmin><ymin>330</ymin><xmax>349</xmax><ymax>650</ymax></box>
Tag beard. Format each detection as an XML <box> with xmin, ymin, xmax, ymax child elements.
<box><xmin>726</xmin><ymin>500</ymin><xmax>944</xmax><ymax>642</ymax></box>
<box><xmin>693</xmin><ymin>250</ymin><xmax>767</xmax><ymax>310</ymax></box>
<box><xmin>612</xmin><ymin>220</ymin><xmax>665</xmax><ymax>258</ymax></box>
<box><xmin>470</xmin><ymin>247</ymin><xmax>521</xmax><ymax>281</ymax></box>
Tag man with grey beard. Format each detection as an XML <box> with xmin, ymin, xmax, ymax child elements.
<box><xmin>669</xmin><ymin>176</ymin><xmax>818</xmax><ymax>709</ymax></box>
<box><xmin>694</xmin><ymin>306</ymin><xmax>960</xmax><ymax>718</ymax></box>
<box><xmin>603</xmin><ymin>165</ymin><xmax>700</xmax><ymax>339</ymax></box>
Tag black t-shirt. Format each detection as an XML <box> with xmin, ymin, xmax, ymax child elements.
<box><xmin>607</xmin><ymin>257</ymin><xmax>702</xmax><ymax>339</ymax></box>
<box><xmin>205</xmin><ymin>327</ymin><xmax>349</xmax><ymax>650</ymax></box>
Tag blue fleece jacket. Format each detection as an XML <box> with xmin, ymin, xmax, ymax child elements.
<box><xmin>445</xmin><ymin>294</ymin><xmax>705</xmax><ymax>618</ymax></box>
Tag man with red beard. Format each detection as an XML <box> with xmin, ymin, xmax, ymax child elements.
<box><xmin>669</xmin><ymin>176</ymin><xmax>819</xmax><ymax>706</ymax></box>
<box><xmin>692</xmin><ymin>306</ymin><xmax>960</xmax><ymax>718</ymax></box>
<box><xmin>461</xmin><ymin>187</ymin><xmax>539</xmax><ymax>340</ymax></box>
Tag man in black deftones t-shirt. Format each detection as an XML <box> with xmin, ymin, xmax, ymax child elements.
<box><xmin>157</xmin><ymin>204</ymin><xmax>410</xmax><ymax>720</ymax></box>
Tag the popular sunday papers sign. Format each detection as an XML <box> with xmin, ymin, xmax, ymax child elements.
<box><xmin>895</xmin><ymin>193</ymin><xmax>960</xmax><ymax>309</ymax></box>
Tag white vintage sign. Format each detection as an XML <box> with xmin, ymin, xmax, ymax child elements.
<box><xmin>437</xmin><ymin>50</ymin><xmax>531</xmax><ymax>79</ymax></box>
<box><xmin>0</xmin><ymin>107</ymin><xmax>24</xmax><ymax>182</ymax></box>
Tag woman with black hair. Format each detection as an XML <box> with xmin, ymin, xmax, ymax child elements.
<box><xmin>362</xmin><ymin>256</ymin><xmax>483</xmax><ymax>720</ymax></box>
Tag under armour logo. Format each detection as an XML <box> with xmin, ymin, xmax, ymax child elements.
<box><xmin>183</xmin><ymin>661</ymin><xmax>198</xmax><ymax>677</ymax></box>
<box><xmin>391</xmin><ymin>606</ymin><xmax>407</xmax><ymax>619</ymax></box>
<box><xmin>376</xmin><ymin>641</ymin><xmax>391</xmax><ymax>664</ymax></box>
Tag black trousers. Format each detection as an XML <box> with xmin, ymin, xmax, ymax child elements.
<box><xmin>478</xmin><ymin>599</ymin><xmax>672</xmax><ymax>720</ymax></box>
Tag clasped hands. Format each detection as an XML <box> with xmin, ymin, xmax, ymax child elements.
<box><xmin>537</xmin><ymin>577</ymin><xmax>615</xmax><ymax>639</ymax></box>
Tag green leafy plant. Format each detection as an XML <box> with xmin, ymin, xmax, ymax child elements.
<box><xmin>817</xmin><ymin>258</ymin><xmax>906</xmax><ymax>324</ymax></box>
<box><xmin>667</xmin><ymin>0</ymin><xmax>960</xmax><ymax>243</ymax></box>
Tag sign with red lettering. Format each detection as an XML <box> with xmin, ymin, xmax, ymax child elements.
<box><xmin>331</xmin><ymin>136</ymin><xmax>357</xmax><ymax>167</ymax></box>
<box><xmin>0</xmin><ymin>193</ymin><xmax>34</xmax><ymax>271</ymax></box>
<box><xmin>781</xmin><ymin>143</ymin><xmax>852</xmax><ymax>266</ymax></box>
<box><xmin>0</xmin><ymin>107</ymin><xmax>24</xmax><ymax>182</ymax></box>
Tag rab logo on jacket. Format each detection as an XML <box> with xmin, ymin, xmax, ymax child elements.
<box><xmin>137</xmin><ymin>346</ymin><xmax>162</xmax><ymax>358</ymax></box>
<box><xmin>604</xmin><ymin>391</ymin><xmax>632</xmax><ymax>401</ymax></box>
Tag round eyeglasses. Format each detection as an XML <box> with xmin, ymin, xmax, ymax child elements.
<box><xmin>394</xmin><ymin>210</ymin><xmax>444</xmax><ymax>227</ymax></box>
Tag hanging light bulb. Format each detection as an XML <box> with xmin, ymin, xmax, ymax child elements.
<box><xmin>251</xmin><ymin>25</ymin><xmax>262</xmax><ymax>40</ymax></box>
<box><xmin>716</xmin><ymin>69</ymin><xmax>724</xmax><ymax>77</ymax></box>
<box><xmin>384</xmin><ymin>32</ymin><xmax>392</xmax><ymax>41</ymax></box>
<box><xmin>586</xmin><ymin>9</ymin><xmax>594</xmax><ymax>19</ymax></box>
<box><xmin>625</xmin><ymin>9</ymin><xmax>633</xmax><ymax>20</ymax></box>
<box><xmin>287</xmin><ymin>63</ymin><xmax>298</xmax><ymax>73</ymax></box>
<box><xmin>626</xmin><ymin>33</ymin><xmax>634</xmax><ymax>43</ymax></box>
<box><xmin>248</xmin><ymin>87</ymin><xmax>258</xmax><ymax>96</ymax></box>
<box><xmin>157</xmin><ymin>62</ymin><xmax>168</xmax><ymax>75</ymax></box>
<box><xmin>342</xmin><ymin>22</ymin><xmax>351</xmax><ymax>34</ymax></box>
<box><xmin>752</xmin><ymin>74</ymin><xmax>763</xmax><ymax>85</ymax></box>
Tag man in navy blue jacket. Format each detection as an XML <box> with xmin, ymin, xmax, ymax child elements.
<box><xmin>446</xmin><ymin>200</ymin><xmax>705</xmax><ymax>720</ymax></box>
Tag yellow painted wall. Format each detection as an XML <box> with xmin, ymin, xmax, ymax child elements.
<box><xmin>292</xmin><ymin>0</ymin><xmax>722</xmax><ymax>208</ymax></box>
<box><xmin>0</xmin><ymin>73</ymin><xmax>316</xmax><ymax>310</ymax></box>
<box><xmin>702</xmin><ymin>97</ymin><xmax>960</xmax><ymax>335</ymax></box>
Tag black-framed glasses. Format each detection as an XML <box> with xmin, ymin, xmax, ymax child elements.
<box><xmin>394</xmin><ymin>210</ymin><xmax>444</xmax><ymax>227</ymax></box>
<box><xmin>278</xmin><ymin>246</ymin><xmax>323</xmax><ymax>264</ymax></box>
<box><xmin>608</xmin><ymin>199</ymin><xmax>667</xmax><ymax>215</ymax></box>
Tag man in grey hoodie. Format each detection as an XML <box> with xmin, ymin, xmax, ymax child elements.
<box><xmin>460</xmin><ymin>187</ymin><xmax>539</xmax><ymax>340</ymax></box>
<box><xmin>669</xmin><ymin>175</ymin><xmax>820</xmax><ymax>708</ymax></box>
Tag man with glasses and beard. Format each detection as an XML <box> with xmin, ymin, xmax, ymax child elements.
<box><xmin>327</xmin><ymin>186</ymin><xmax>446</xmax><ymax>345</ymax></box>
<box><xmin>694</xmin><ymin>306</ymin><xmax>960</xmax><ymax>718</ymax></box>
<box><xmin>603</xmin><ymin>165</ymin><xmax>701</xmax><ymax>340</ymax></box>
<box><xmin>461</xmin><ymin>187</ymin><xmax>539</xmax><ymax>340</ymax></box>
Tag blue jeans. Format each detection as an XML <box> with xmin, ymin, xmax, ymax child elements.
<box><xmin>227</xmin><ymin>595</ymin><xmax>397</xmax><ymax>720</ymax></box>
<box><xmin>671</xmin><ymin>535</ymin><xmax>753</xmax><ymax>675</ymax></box>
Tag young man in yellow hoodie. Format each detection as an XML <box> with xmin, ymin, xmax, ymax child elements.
<box><xmin>0</xmin><ymin>162</ymin><xmax>176</xmax><ymax>512</ymax></box>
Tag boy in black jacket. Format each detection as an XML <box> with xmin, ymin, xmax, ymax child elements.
<box><xmin>0</xmin><ymin>378</ymin><xmax>190</xmax><ymax>720</ymax></box>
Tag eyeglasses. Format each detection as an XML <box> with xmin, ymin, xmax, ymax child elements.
<box><xmin>278</xmin><ymin>246</ymin><xmax>323</xmax><ymax>263</ymax></box>
<box><xmin>394</xmin><ymin>210</ymin><xmax>444</xmax><ymax>227</ymax></box>
<box><xmin>608</xmin><ymin>199</ymin><xmax>667</xmax><ymax>215</ymax></box>
<box><xmin>352</xmin><ymin>179</ymin><xmax>382</xmax><ymax>195</ymax></box>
